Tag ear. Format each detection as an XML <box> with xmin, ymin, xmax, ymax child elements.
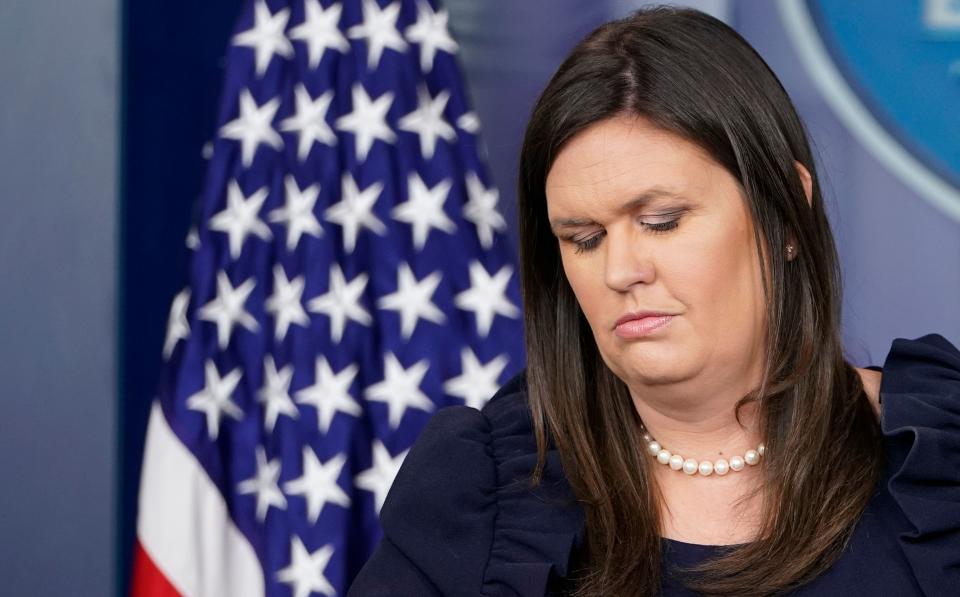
<box><xmin>795</xmin><ymin>161</ymin><xmax>813</xmax><ymax>207</ymax></box>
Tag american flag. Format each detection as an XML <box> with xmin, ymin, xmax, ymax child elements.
<box><xmin>131</xmin><ymin>0</ymin><xmax>525</xmax><ymax>595</ymax></box>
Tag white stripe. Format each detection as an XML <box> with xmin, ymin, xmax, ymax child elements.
<box><xmin>777</xmin><ymin>0</ymin><xmax>960</xmax><ymax>223</ymax></box>
<box><xmin>137</xmin><ymin>401</ymin><xmax>265</xmax><ymax>597</ymax></box>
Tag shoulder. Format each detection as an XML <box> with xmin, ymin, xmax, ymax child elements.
<box><xmin>877</xmin><ymin>332</ymin><xmax>960</xmax><ymax>428</ymax></box>
<box><xmin>356</xmin><ymin>368</ymin><xmax>583</xmax><ymax>595</ymax></box>
<box><xmin>873</xmin><ymin>333</ymin><xmax>960</xmax><ymax>595</ymax></box>
<box><xmin>380</xmin><ymin>370</ymin><xmax>532</xmax><ymax>507</ymax></box>
<box><xmin>875</xmin><ymin>332</ymin><xmax>960</xmax><ymax>472</ymax></box>
<box><xmin>387</xmin><ymin>368</ymin><xmax>530</xmax><ymax>481</ymax></box>
<box><xmin>876</xmin><ymin>332</ymin><xmax>960</xmax><ymax>450</ymax></box>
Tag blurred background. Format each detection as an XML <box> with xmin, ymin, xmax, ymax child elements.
<box><xmin>1</xmin><ymin>0</ymin><xmax>958</xmax><ymax>595</ymax></box>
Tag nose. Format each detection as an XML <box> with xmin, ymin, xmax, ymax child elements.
<box><xmin>603</xmin><ymin>226</ymin><xmax>655</xmax><ymax>291</ymax></box>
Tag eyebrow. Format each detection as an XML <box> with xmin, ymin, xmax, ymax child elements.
<box><xmin>548</xmin><ymin>187</ymin><xmax>685</xmax><ymax>232</ymax></box>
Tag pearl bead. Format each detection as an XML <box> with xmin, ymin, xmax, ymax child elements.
<box><xmin>641</xmin><ymin>428</ymin><xmax>765</xmax><ymax>477</ymax></box>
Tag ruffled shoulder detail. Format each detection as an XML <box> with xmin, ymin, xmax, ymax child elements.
<box><xmin>879</xmin><ymin>333</ymin><xmax>960</xmax><ymax>595</ymax></box>
<box><xmin>479</xmin><ymin>372</ymin><xmax>585</xmax><ymax>596</ymax></box>
<box><xmin>376</xmin><ymin>370</ymin><xmax>585</xmax><ymax>597</ymax></box>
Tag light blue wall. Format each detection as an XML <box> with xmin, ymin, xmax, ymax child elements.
<box><xmin>734</xmin><ymin>0</ymin><xmax>960</xmax><ymax>363</ymax></box>
<box><xmin>0</xmin><ymin>1</ymin><xmax>118</xmax><ymax>595</ymax></box>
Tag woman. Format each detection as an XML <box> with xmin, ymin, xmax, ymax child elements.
<box><xmin>349</xmin><ymin>7</ymin><xmax>959</xmax><ymax>596</ymax></box>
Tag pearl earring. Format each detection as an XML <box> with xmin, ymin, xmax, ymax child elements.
<box><xmin>786</xmin><ymin>244</ymin><xmax>796</xmax><ymax>259</ymax></box>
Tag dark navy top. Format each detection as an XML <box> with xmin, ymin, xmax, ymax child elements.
<box><xmin>348</xmin><ymin>334</ymin><xmax>960</xmax><ymax>596</ymax></box>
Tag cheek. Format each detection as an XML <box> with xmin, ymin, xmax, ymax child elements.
<box><xmin>565</xmin><ymin>263</ymin><xmax>624</xmax><ymax>373</ymax></box>
<box><xmin>561</xmin><ymin>254</ymin><xmax>610</xmax><ymax>324</ymax></box>
<box><xmin>673</xmin><ymin>222</ymin><xmax>763</xmax><ymax>332</ymax></box>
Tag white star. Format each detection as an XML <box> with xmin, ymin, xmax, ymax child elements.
<box><xmin>463</xmin><ymin>172</ymin><xmax>507</xmax><ymax>249</ymax></box>
<box><xmin>209</xmin><ymin>180</ymin><xmax>272</xmax><ymax>260</ymax></box>
<box><xmin>365</xmin><ymin>352</ymin><xmax>434</xmax><ymax>429</ymax></box>
<box><xmin>404</xmin><ymin>0</ymin><xmax>458</xmax><ymax>72</ymax></box>
<box><xmin>346</xmin><ymin>0</ymin><xmax>408</xmax><ymax>70</ymax></box>
<box><xmin>163</xmin><ymin>288</ymin><xmax>190</xmax><ymax>359</ymax></box>
<box><xmin>295</xmin><ymin>356</ymin><xmax>362</xmax><ymax>433</ymax></box>
<box><xmin>307</xmin><ymin>263</ymin><xmax>372</xmax><ymax>343</ymax></box>
<box><xmin>186</xmin><ymin>360</ymin><xmax>244</xmax><ymax>440</ymax></box>
<box><xmin>219</xmin><ymin>89</ymin><xmax>283</xmax><ymax>167</ymax></box>
<box><xmin>185</xmin><ymin>226</ymin><xmax>200</xmax><ymax>250</ymax></box>
<box><xmin>199</xmin><ymin>271</ymin><xmax>259</xmax><ymax>349</ymax></box>
<box><xmin>324</xmin><ymin>172</ymin><xmax>386</xmax><ymax>253</ymax></box>
<box><xmin>454</xmin><ymin>261</ymin><xmax>519</xmax><ymax>337</ymax></box>
<box><xmin>283</xmin><ymin>448</ymin><xmax>351</xmax><ymax>524</ymax></box>
<box><xmin>335</xmin><ymin>83</ymin><xmax>395</xmax><ymax>162</ymax></box>
<box><xmin>279</xmin><ymin>85</ymin><xmax>336</xmax><ymax>161</ymax></box>
<box><xmin>355</xmin><ymin>440</ymin><xmax>408</xmax><ymax>514</ymax></box>
<box><xmin>257</xmin><ymin>355</ymin><xmax>298</xmax><ymax>433</ymax></box>
<box><xmin>444</xmin><ymin>348</ymin><xmax>509</xmax><ymax>410</ymax></box>
<box><xmin>398</xmin><ymin>86</ymin><xmax>455</xmax><ymax>159</ymax></box>
<box><xmin>377</xmin><ymin>263</ymin><xmax>445</xmax><ymax>339</ymax></box>
<box><xmin>268</xmin><ymin>175</ymin><xmax>323</xmax><ymax>252</ymax></box>
<box><xmin>456</xmin><ymin>111</ymin><xmax>479</xmax><ymax>134</ymax></box>
<box><xmin>392</xmin><ymin>172</ymin><xmax>456</xmax><ymax>250</ymax></box>
<box><xmin>237</xmin><ymin>446</ymin><xmax>287</xmax><ymax>522</ymax></box>
<box><xmin>275</xmin><ymin>537</ymin><xmax>336</xmax><ymax>597</ymax></box>
<box><xmin>232</xmin><ymin>0</ymin><xmax>293</xmax><ymax>76</ymax></box>
<box><xmin>288</xmin><ymin>0</ymin><xmax>349</xmax><ymax>69</ymax></box>
<box><xmin>265</xmin><ymin>264</ymin><xmax>309</xmax><ymax>341</ymax></box>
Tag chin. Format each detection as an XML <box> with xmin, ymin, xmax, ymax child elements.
<box><xmin>602</xmin><ymin>342</ymin><xmax>698</xmax><ymax>387</ymax></box>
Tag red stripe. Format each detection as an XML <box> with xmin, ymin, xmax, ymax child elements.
<box><xmin>130</xmin><ymin>540</ymin><xmax>183</xmax><ymax>597</ymax></box>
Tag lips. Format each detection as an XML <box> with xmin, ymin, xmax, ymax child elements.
<box><xmin>613</xmin><ymin>312</ymin><xmax>675</xmax><ymax>338</ymax></box>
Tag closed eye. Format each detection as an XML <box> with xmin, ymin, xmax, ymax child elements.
<box><xmin>564</xmin><ymin>217</ymin><xmax>681</xmax><ymax>254</ymax></box>
<box><xmin>643</xmin><ymin>219</ymin><xmax>680</xmax><ymax>234</ymax></box>
<box><xmin>570</xmin><ymin>232</ymin><xmax>605</xmax><ymax>254</ymax></box>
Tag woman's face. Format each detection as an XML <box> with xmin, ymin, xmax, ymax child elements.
<box><xmin>545</xmin><ymin>115</ymin><xmax>767</xmax><ymax>394</ymax></box>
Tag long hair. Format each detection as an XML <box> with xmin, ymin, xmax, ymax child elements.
<box><xmin>517</xmin><ymin>7</ymin><xmax>883</xmax><ymax>596</ymax></box>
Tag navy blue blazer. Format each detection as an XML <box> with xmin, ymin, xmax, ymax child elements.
<box><xmin>349</xmin><ymin>334</ymin><xmax>960</xmax><ymax>596</ymax></box>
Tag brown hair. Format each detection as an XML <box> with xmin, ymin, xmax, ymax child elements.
<box><xmin>517</xmin><ymin>7</ymin><xmax>883</xmax><ymax>596</ymax></box>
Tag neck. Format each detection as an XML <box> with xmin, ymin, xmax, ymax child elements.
<box><xmin>628</xmin><ymin>371</ymin><xmax>765</xmax><ymax>465</ymax></box>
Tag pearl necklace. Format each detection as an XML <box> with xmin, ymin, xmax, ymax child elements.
<box><xmin>641</xmin><ymin>425</ymin><xmax>765</xmax><ymax>476</ymax></box>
